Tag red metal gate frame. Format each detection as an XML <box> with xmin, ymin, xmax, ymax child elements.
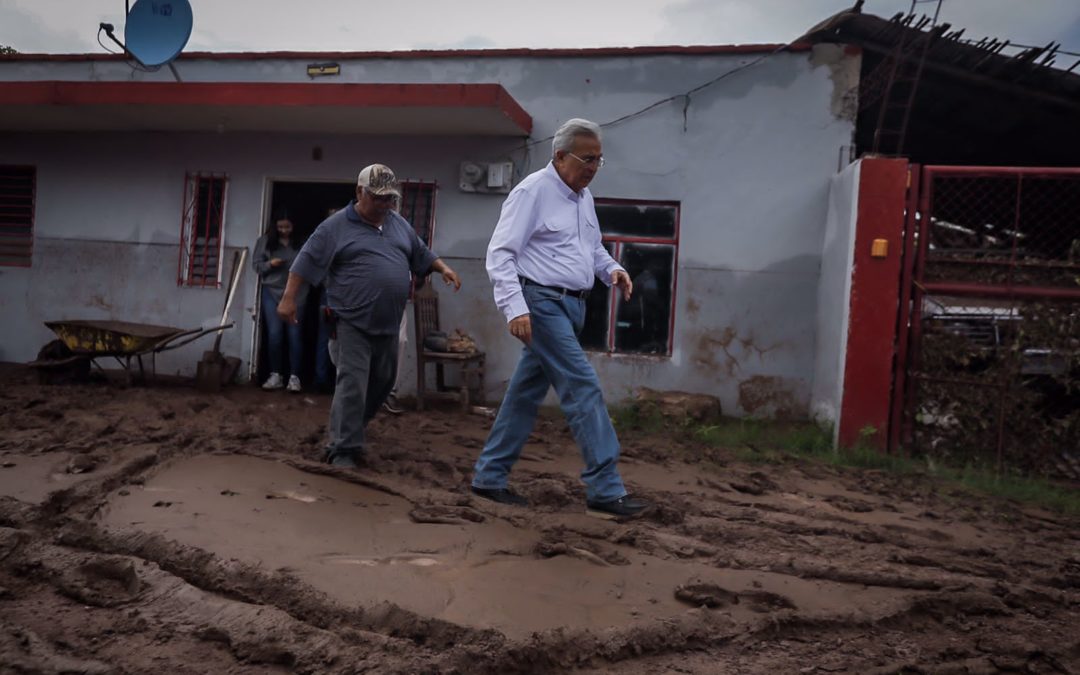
<box><xmin>889</xmin><ymin>164</ymin><xmax>1080</xmax><ymax>456</ymax></box>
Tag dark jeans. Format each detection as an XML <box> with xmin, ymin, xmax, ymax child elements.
<box><xmin>260</xmin><ymin>286</ymin><xmax>303</xmax><ymax>377</ymax></box>
<box><xmin>315</xmin><ymin>301</ymin><xmax>335</xmax><ymax>388</ymax></box>
<box><xmin>325</xmin><ymin>321</ymin><xmax>398</xmax><ymax>462</ymax></box>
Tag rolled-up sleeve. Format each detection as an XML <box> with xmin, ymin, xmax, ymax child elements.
<box><xmin>486</xmin><ymin>187</ymin><xmax>539</xmax><ymax>322</ymax></box>
<box><xmin>290</xmin><ymin>224</ymin><xmax>334</xmax><ymax>286</ymax></box>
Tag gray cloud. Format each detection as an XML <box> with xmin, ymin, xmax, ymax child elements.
<box><xmin>656</xmin><ymin>0</ymin><xmax>1080</xmax><ymax>49</ymax></box>
<box><xmin>0</xmin><ymin>1</ymin><xmax>99</xmax><ymax>52</ymax></box>
<box><xmin>1</xmin><ymin>0</ymin><xmax>1076</xmax><ymax>55</ymax></box>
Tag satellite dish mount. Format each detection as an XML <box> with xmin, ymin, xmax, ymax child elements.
<box><xmin>98</xmin><ymin>0</ymin><xmax>193</xmax><ymax>81</ymax></box>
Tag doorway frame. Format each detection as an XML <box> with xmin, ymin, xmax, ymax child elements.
<box><xmin>248</xmin><ymin>174</ymin><xmax>357</xmax><ymax>382</ymax></box>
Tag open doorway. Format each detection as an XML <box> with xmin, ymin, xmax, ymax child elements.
<box><xmin>253</xmin><ymin>179</ymin><xmax>355</xmax><ymax>392</ymax></box>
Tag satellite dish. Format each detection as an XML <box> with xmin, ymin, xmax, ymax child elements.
<box><xmin>124</xmin><ymin>0</ymin><xmax>193</xmax><ymax>67</ymax></box>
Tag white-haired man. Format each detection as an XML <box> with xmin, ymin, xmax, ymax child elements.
<box><xmin>279</xmin><ymin>164</ymin><xmax>460</xmax><ymax>468</ymax></box>
<box><xmin>471</xmin><ymin>119</ymin><xmax>650</xmax><ymax>519</ymax></box>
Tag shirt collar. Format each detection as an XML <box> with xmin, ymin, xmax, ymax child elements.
<box><xmin>543</xmin><ymin>161</ymin><xmax>581</xmax><ymax>201</ymax></box>
<box><xmin>346</xmin><ymin>199</ymin><xmax>384</xmax><ymax>229</ymax></box>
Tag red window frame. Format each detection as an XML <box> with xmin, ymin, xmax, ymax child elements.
<box><xmin>177</xmin><ymin>172</ymin><xmax>229</xmax><ymax>287</ymax></box>
<box><xmin>398</xmin><ymin>179</ymin><xmax>438</xmax><ymax>246</ymax></box>
<box><xmin>398</xmin><ymin>180</ymin><xmax>438</xmax><ymax>298</ymax></box>
<box><xmin>0</xmin><ymin>165</ymin><xmax>36</xmax><ymax>268</ymax></box>
<box><xmin>589</xmin><ymin>198</ymin><xmax>681</xmax><ymax>356</ymax></box>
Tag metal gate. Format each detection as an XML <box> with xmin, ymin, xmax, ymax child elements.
<box><xmin>891</xmin><ymin>166</ymin><xmax>1080</xmax><ymax>476</ymax></box>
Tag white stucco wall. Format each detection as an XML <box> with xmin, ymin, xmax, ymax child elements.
<box><xmin>0</xmin><ymin>45</ymin><xmax>857</xmax><ymax>415</ymax></box>
<box><xmin>810</xmin><ymin>159</ymin><xmax>861</xmax><ymax>437</ymax></box>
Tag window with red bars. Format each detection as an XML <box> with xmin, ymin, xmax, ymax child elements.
<box><xmin>178</xmin><ymin>172</ymin><xmax>228</xmax><ymax>287</ymax></box>
<box><xmin>398</xmin><ymin>180</ymin><xmax>437</xmax><ymax>246</ymax></box>
<box><xmin>0</xmin><ymin>166</ymin><xmax>35</xmax><ymax>267</ymax></box>
<box><xmin>581</xmin><ymin>199</ymin><xmax>680</xmax><ymax>356</ymax></box>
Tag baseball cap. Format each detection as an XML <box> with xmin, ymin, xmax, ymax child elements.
<box><xmin>357</xmin><ymin>164</ymin><xmax>401</xmax><ymax>197</ymax></box>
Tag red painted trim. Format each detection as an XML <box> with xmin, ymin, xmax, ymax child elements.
<box><xmin>838</xmin><ymin>158</ymin><xmax>909</xmax><ymax>450</ymax></box>
<box><xmin>0</xmin><ymin>43</ymin><xmax>810</xmax><ymax>63</ymax></box>
<box><xmin>922</xmin><ymin>165</ymin><xmax>1080</xmax><ymax>177</ymax></box>
<box><xmin>900</xmin><ymin>169</ymin><xmax>935</xmax><ymax>449</ymax></box>
<box><xmin>920</xmin><ymin>281</ymin><xmax>1080</xmax><ymax>301</ymax></box>
<box><xmin>888</xmin><ymin>164</ymin><xmax>919</xmax><ymax>454</ymax></box>
<box><xmin>668</xmin><ymin>204</ymin><xmax>681</xmax><ymax>359</ymax></box>
<box><xmin>0</xmin><ymin>81</ymin><xmax>533</xmax><ymax>135</ymax></box>
<box><xmin>608</xmin><ymin>241</ymin><xmax>621</xmax><ymax>353</ymax></box>
<box><xmin>177</xmin><ymin>172</ymin><xmax>189</xmax><ymax>286</ymax></box>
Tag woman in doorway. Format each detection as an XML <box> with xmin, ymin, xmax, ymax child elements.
<box><xmin>253</xmin><ymin>210</ymin><xmax>307</xmax><ymax>392</ymax></box>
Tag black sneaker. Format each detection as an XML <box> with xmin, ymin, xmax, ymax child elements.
<box><xmin>382</xmin><ymin>393</ymin><xmax>404</xmax><ymax>415</ymax></box>
<box><xmin>471</xmin><ymin>486</ymin><xmax>529</xmax><ymax>507</ymax></box>
<box><xmin>585</xmin><ymin>495</ymin><xmax>650</xmax><ymax>520</ymax></box>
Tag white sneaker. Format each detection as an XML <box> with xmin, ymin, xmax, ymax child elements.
<box><xmin>286</xmin><ymin>374</ymin><xmax>302</xmax><ymax>393</ymax></box>
<box><xmin>262</xmin><ymin>372</ymin><xmax>284</xmax><ymax>390</ymax></box>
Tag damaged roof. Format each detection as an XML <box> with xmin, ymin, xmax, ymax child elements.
<box><xmin>800</xmin><ymin>3</ymin><xmax>1080</xmax><ymax>165</ymax></box>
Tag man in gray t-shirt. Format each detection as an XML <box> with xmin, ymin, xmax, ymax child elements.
<box><xmin>278</xmin><ymin>164</ymin><xmax>461</xmax><ymax>468</ymax></box>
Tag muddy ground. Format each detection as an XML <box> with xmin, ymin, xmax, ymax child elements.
<box><xmin>0</xmin><ymin>364</ymin><xmax>1077</xmax><ymax>674</ymax></box>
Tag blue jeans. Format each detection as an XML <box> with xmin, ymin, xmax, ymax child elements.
<box><xmin>261</xmin><ymin>286</ymin><xmax>303</xmax><ymax>377</ymax></box>
<box><xmin>472</xmin><ymin>284</ymin><xmax>627</xmax><ymax>502</ymax></box>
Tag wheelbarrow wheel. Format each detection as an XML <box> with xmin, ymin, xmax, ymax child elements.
<box><xmin>32</xmin><ymin>339</ymin><xmax>91</xmax><ymax>385</ymax></box>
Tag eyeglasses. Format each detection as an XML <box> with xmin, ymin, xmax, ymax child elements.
<box><xmin>567</xmin><ymin>152</ymin><xmax>605</xmax><ymax>168</ymax></box>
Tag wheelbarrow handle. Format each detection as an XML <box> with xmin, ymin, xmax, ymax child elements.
<box><xmin>153</xmin><ymin>323</ymin><xmax>235</xmax><ymax>353</ymax></box>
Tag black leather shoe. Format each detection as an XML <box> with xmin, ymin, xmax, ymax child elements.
<box><xmin>585</xmin><ymin>495</ymin><xmax>650</xmax><ymax>520</ymax></box>
<box><xmin>471</xmin><ymin>486</ymin><xmax>529</xmax><ymax>507</ymax></box>
<box><xmin>322</xmin><ymin>450</ymin><xmax>363</xmax><ymax>469</ymax></box>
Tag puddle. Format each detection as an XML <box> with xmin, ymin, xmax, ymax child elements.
<box><xmin>96</xmin><ymin>455</ymin><xmax>906</xmax><ymax>638</ymax></box>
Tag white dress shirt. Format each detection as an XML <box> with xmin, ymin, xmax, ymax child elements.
<box><xmin>486</xmin><ymin>162</ymin><xmax>624</xmax><ymax>322</ymax></box>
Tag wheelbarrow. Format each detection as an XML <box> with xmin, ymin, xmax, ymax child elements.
<box><xmin>30</xmin><ymin>318</ymin><xmax>234</xmax><ymax>385</ymax></box>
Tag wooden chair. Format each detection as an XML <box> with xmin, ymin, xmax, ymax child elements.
<box><xmin>413</xmin><ymin>282</ymin><xmax>485</xmax><ymax>411</ymax></box>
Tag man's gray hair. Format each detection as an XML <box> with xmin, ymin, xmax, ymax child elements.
<box><xmin>552</xmin><ymin>118</ymin><xmax>602</xmax><ymax>156</ymax></box>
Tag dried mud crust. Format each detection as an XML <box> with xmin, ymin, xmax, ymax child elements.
<box><xmin>0</xmin><ymin>364</ymin><xmax>1077</xmax><ymax>674</ymax></box>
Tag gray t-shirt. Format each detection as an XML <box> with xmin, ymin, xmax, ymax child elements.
<box><xmin>253</xmin><ymin>235</ymin><xmax>307</xmax><ymax>305</ymax></box>
<box><xmin>291</xmin><ymin>201</ymin><xmax>438</xmax><ymax>335</ymax></box>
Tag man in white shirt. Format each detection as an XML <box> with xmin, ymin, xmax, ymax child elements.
<box><xmin>471</xmin><ymin>118</ymin><xmax>650</xmax><ymax>520</ymax></box>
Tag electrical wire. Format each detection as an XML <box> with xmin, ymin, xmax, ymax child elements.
<box><xmin>96</xmin><ymin>24</ymin><xmax>161</xmax><ymax>73</ymax></box>
<box><xmin>518</xmin><ymin>41</ymin><xmax>794</xmax><ymax>154</ymax></box>
<box><xmin>96</xmin><ymin>28</ymin><xmax>122</xmax><ymax>55</ymax></box>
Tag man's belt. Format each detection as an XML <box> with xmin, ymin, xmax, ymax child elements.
<box><xmin>520</xmin><ymin>276</ymin><xmax>590</xmax><ymax>299</ymax></box>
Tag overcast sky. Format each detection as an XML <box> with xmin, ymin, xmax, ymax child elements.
<box><xmin>2</xmin><ymin>0</ymin><xmax>1078</xmax><ymax>57</ymax></box>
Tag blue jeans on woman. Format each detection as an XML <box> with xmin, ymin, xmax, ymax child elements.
<box><xmin>472</xmin><ymin>283</ymin><xmax>627</xmax><ymax>503</ymax></box>
<box><xmin>261</xmin><ymin>286</ymin><xmax>303</xmax><ymax>378</ymax></box>
<box><xmin>314</xmin><ymin>287</ymin><xmax>335</xmax><ymax>389</ymax></box>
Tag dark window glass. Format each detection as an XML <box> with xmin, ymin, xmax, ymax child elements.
<box><xmin>399</xmin><ymin>181</ymin><xmax>436</xmax><ymax>245</ymax></box>
<box><xmin>583</xmin><ymin>201</ymin><xmax>679</xmax><ymax>356</ymax></box>
<box><xmin>596</xmin><ymin>203</ymin><xmax>677</xmax><ymax>239</ymax></box>
<box><xmin>0</xmin><ymin>165</ymin><xmax>35</xmax><ymax>267</ymax></box>
<box><xmin>580</xmin><ymin>241</ymin><xmax>615</xmax><ymax>350</ymax></box>
<box><xmin>195</xmin><ymin>177</ymin><xmax>225</xmax><ymax>240</ymax></box>
<box><xmin>614</xmin><ymin>244</ymin><xmax>675</xmax><ymax>354</ymax></box>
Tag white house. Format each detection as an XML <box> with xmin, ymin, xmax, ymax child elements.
<box><xmin>0</xmin><ymin>43</ymin><xmax>860</xmax><ymax>419</ymax></box>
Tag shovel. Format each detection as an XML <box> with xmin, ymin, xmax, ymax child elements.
<box><xmin>196</xmin><ymin>249</ymin><xmax>246</xmax><ymax>392</ymax></box>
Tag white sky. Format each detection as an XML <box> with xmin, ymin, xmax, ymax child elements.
<box><xmin>1</xmin><ymin>0</ymin><xmax>1078</xmax><ymax>56</ymax></box>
